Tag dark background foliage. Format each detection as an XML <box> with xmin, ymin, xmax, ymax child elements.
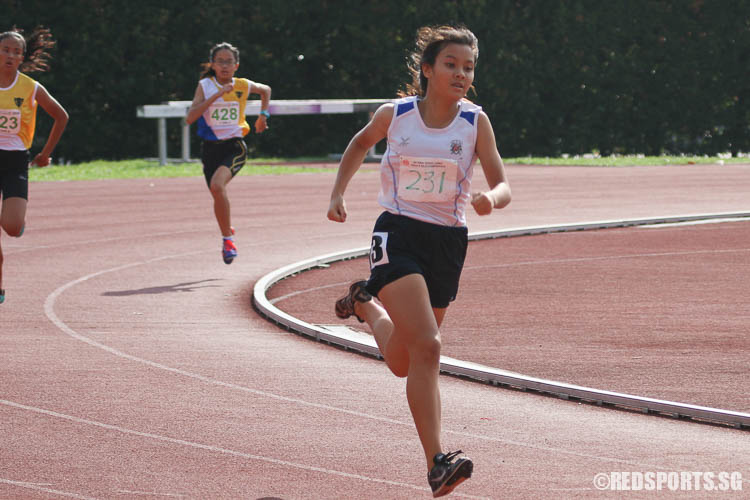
<box><xmin>6</xmin><ymin>0</ymin><xmax>750</xmax><ymax>161</ymax></box>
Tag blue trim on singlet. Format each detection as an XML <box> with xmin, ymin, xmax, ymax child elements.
<box><xmin>453</xmin><ymin>163</ymin><xmax>471</xmax><ymax>227</ymax></box>
<box><xmin>396</xmin><ymin>100</ymin><xmax>415</xmax><ymax>117</ymax></box>
<box><xmin>196</xmin><ymin>116</ymin><xmax>219</xmax><ymax>141</ymax></box>
<box><xmin>459</xmin><ymin>110</ymin><xmax>476</xmax><ymax>125</ymax></box>
<box><xmin>384</xmin><ymin>145</ymin><xmax>401</xmax><ymax>214</ymax></box>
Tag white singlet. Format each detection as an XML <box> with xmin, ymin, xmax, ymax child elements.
<box><xmin>377</xmin><ymin>95</ymin><xmax>481</xmax><ymax>227</ymax></box>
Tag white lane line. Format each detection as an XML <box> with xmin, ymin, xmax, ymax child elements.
<box><xmin>43</xmin><ymin>263</ymin><xmax>407</xmax><ymax>427</ymax></box>
<box><xmin>268</xmin><ymin>249</ymin><xmax>750</xmax><ymax>298</ymax></box>
<box><xmin>117</xmin><ymin>491</ymin><xmax>184</xmax><ymax>498</ymax></box>
<box><xmin>0</xmin><ymin>400</ymin><xmax>470</xmax><ymax>499</ymax></box>
<box><xmin>0</xmin><ymin>478</ymin><xmax>98</xmax><ymax>500</ymax></box>
<box><xmin>270</xmin><ymin>280</ymin><xmax>348</xmax><ymax>304</ymax></box>
<box><xmin>41</xmin><ymin>253</ymin><xmax>703</xmax><ymax>475</ymax></box>
<box><xmin>640</xmin><ymin>217</ymin><xmax>750</xmax><ymax>228</ymax></box>
<box><xmin>463</xmin><ymin>247</ymin><xmax>750</xmax><ymax>271</ymax></box>
<box><xmin>1</xmin><ymin>228</ymin><xmax>366</xmax><ymax>256</ymax></box>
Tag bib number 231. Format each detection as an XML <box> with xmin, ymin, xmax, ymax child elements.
<box><xmin>398</xmin><ymin>156</ymin><xmax>458</xmax><ymax>203</ymax></box>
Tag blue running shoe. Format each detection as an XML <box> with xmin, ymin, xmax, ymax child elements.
<box><xmin>222</xmin><ymin>238</ymin><xmax>237</xmax><ymax>264</ymax></box>
<box><xmin>0</xmin><ymin>289</ymin><xmax>5</xmax><ymax>304</ymax></box>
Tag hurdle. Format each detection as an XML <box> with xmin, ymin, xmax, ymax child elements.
<box><xmin>136</xmin><ymin>98</ymin><xmax>392</xmax><ymax>165</ymax></box>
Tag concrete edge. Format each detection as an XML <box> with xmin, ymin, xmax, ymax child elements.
<box><xmin>252</xmin><ymin>212</ymin><xmax>750</xmax><ymax>429</ymax></box>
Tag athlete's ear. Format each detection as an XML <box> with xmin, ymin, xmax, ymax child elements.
<box><xmin>421</xmin><ymin>62</ymin><xmax>433</xmax><ymax>79</ymax></box>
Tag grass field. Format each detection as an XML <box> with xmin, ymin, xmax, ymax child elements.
<box><xmin>29</xmin><ymin>155</ymin><xmax>748</xmax><ymax>182</ymax></box>
<box><xmin>28</xmin><ymin>159</ymin><xmax>336</xmax><ymax>182</ymax></box>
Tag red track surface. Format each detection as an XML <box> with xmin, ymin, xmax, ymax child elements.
<box><xmin>272</xmin><ymin>221</ymin><xmax>750</xmax><ymax>412</ymax></box>
<box><xmin>2</xmin><ymin>163</ymin><xmax>749</xmax><ymax>499</ymax></box>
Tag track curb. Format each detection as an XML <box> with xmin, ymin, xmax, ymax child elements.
<box><xmin>253</xmin><ymin>212</ymin><xmax>750</xmax><ymax>429</ymax></box>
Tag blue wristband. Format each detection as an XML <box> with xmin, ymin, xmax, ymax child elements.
<box><xmin>260</xmin><ymin>110</ymin><xmax>270</xmax><ymax>119</ymax></box>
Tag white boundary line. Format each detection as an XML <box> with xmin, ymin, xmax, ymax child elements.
<box><xmin>252</xmin><ymin>212</ymin><xmax>750</xmax><ymax>430</ymax></box>
<box><xmin>30</xmin><ymin>220</ymin><xmax>749</xmax><ymax>497</ymax></box>
<box><xmin>0</xmin><ymin>399</ymin><xmax>448</xmax><ymax>498</ymax></box>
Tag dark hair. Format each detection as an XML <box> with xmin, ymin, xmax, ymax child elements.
<box><xmin>399</xmin><ymin>25</ymin><xmax>479</xmax><ymax>98</ymax></box>
<box><xmin>199</xmin><ymin>42</ymin><xmax>240</xmax><ymax>78</ymax></box>
<box><xmin>0</xmin><ymin>26</ymin><xmax>56</xmax><ymax>73</ymax></box>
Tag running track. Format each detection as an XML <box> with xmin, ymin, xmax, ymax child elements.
<box><xmin>1</xmin><ymin>163</ymin><xmax>749</xmax><ymax>499</ymax></box>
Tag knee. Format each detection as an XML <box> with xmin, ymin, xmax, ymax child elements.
<box><xmin>410</xmin><ymin>332</ymin><xmax>442</xmax><ymax>366</ymax></box>
<box><xmin>4</xmin><ymin>223</ymin><xmax>23</xmax><ymax>238</ymax></box>
<box><xmin>209</xmin><ymin>182</ymin><xmax>226</xmax><ymax>198</ymax></box>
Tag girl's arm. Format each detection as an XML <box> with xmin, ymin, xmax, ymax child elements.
<box><xmin>32</xmin><ymin>84</ymin><xmax>68</xmax><ymax>167</ymax></box>
<box><xmin>472</xmin><ymin>111</ymin><xmax>511</xmax><ymax>215</ymax></box>
<box><xmin>250</xmin><ymin>82</ymin><xmax>271</xmax><ymax>133</ymax></box>
<box><xmin>185</xmin><ymin>81</ymin><xmax>232</xmax><ymax>125</ymax></box>
<box><xmin>327</xmin><ymin>103</ymin><xmax>393</xmax><ymax>223</ymax></box>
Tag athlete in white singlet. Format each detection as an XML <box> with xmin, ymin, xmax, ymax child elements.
<box><xmin>327</xmin><ymin>25</ymin><xmax>511</xmax><ymax>497</ymax></box>
<box><xmin>186</xmin><ymin>42</ymin><xmax>271</xmax><ymax>265</ymax></box>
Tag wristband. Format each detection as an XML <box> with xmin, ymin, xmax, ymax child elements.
<box><xmin>260</xmin><ymin>109</ymin><xmax>270</xmax><ymax>119</ymax></box>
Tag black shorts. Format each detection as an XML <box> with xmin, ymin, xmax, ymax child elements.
<box><xmin>201</xmin><ymin>138</ymin><xmax>247</xmax><ymax>187</ymax></box>
<box><xmin>0</xmin><ymin>149</ymin><xmax>30</xmax><ymax>201</ymax></box>
<box><xmin>365</xmin><ymin>211</ymin><xmax>469</xmax><ymax>308</ymax></box>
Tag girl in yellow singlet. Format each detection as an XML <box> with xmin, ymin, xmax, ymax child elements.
<box><xmin>0</xmin><ymin>26</ymin><xmax>68</xmax><ymax>304</ymax></box>
<box><xmin>185</xmin><ymin>42</ymin><xmax>272</xmax><ymax>265</ymax></box>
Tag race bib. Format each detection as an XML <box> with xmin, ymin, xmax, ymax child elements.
<box><xmin>398</xmin><ymin>156</ymin><xmax>458</xmax><ymax>203</ymax></box>
<box><xmin>207</xmin><ymin>101</ymin><xmax>240</xmax><ymax>127</ymax></box>
<box><xmin>0</xmin><ymin>109</ymin><xmax>21</xmax><ymax>135</ymax></box>
<box><xmin>369</xmin><ymin>232</ymin><xmax>389</xmax><ymax>269</ymax></box>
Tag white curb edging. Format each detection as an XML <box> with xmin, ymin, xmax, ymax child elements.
<box><xmin>253</xmin><ymin>212</ymin><xmax>750</xmax><ymax>429</ymax></box>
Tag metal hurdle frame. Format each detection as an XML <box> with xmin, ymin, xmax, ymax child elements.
<box><xmin>136</xmin><ymin>99</ymin><xmax>392</xmax><ymax>165</ymax></box>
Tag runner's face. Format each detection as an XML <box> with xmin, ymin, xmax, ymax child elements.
<box><xmin>424</xmin><ymin>43</ymin><xmax>475</xmax><ymax>100</ymax></box>
<box><xmin>211</xmin><ymin>49</ymin><xmax>239</xmax><ymax>81</ymax></box>
<box><xmin>0</xmin><ymin>36</ymin><xmax>24</xmax><ymax>74</ymax></box>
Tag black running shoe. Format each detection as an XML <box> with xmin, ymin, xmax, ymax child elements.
<box><xmin>428</xmin><ymin>450</ymin><xmax>473</xmax><ymax>497</ymax></box>
<box><xmin>335</xmin><ymin>280</ymin><xmax>371</xmax><ymax>322</ymax></box>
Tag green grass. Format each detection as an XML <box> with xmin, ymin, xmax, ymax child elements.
<box><xmin>29</xmin><ymin>154</ymin><xmax>748</xmax><ymax>182</ymax></box>
<box><xmin>29</xmin><ymin>158</ymin><xmax>336</xmax><ymax>182</ymax></box>
<box><xmin>509</xmin><ymin>154</ymin><xmax>749</xmax><ymax>167</ymax></box>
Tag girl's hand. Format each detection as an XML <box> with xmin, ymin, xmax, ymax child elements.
<box><xmin>471</xmin><ymin>192</ymin><xmax>493</xmax><ymax>216</ymax></box>
<box><xmin>327</xmin><ymin>195</ymin><xmax>347</xmax><ymax>222</ymax></box>
<box><xmin>31</xmin><ymin>153</ymin><xmax>51</xmax><ymax>167</ymax></box>
<box><xmin>220</xmin><ymin>82</ymin><xmax>234</xmax><ymax>94</ymax></box>
<box><xmin>254</xmin><ymin>115</ymin><xmax>268</xmax><ymax>133</ymax></box>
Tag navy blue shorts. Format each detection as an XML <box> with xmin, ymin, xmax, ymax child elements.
<box><xmin>365</xmin><ymin>211</ymin><xmax>468</xmax><ymax>308</ymax></box>
<box><xmin>0</xmin><ymin>149</ymin><xmax>30</xmax><ymax>201</ymax></box>
<box><xmin>201</xmin><ymin>138</ymin><xmax>247</xmax><ymax>187</ymax></box>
